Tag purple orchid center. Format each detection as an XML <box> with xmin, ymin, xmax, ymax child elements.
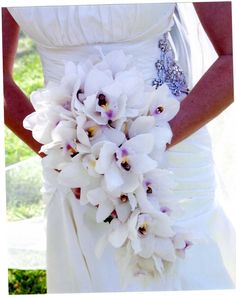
<box><xmin>121</xmin><ymin>148</ymin><xmax>129</xmax><ymax>157</ymax></box>
<box><xmin>106</xmin><ymin>109</ymin><xmax>113</xmax><ymax>119</ymax></box>
<box><xmin>63</xmin><ymin>100</ymin><xmax>71</xmax><ymax>111</ymax></box>
<box><xmin>97</xmin><ymin>93</ymin><xmax>107</xmax><ymax>107</ymax></box>
<box><xmin>86</xmin><ymin>126</ymin><xmax>98</xmax><ymax>138</ymax></box>
<box><xmin>120</xmin><ymin>194</ymin><xmax>128</xmax><ymax>203</ymax></box>
<box><xmin>121</xmin><ymin>161</ymin><xmax>131</xmax><ymax>171</ymax></box>
<box><xmin>138</xmin><ymin>222</ymin><xmax>149</xmax><ymax>236</ymax></box>
<box><xmin>111</xmin><ymin>209</ymin><xmax>118</xmax><ymax>218</ymax></box>
<box><xmin>76</xmin><ymin>89</ymin><xmax>85</xmax><ymax>104</ymax></box>
<box><xmin>160</xmin><ymin>206</ymin><xmax>171</xmax><ymax>215</ymax></box>
<box><xmin>66</xmin><ymin>143</ymin><xmax>78</xmax><ymax>157</ymax></box>
<box><xmin>120</xmin><ymin>149</ymin><xmax>131</xmax><ymax>171</ymax></box>
<box><xmin>155</xmin><ymin>106</ymin><xmax>164</xmax><ymax>114</ymax></box>
<box><xmin>145</xmin><ymin>181</ymin><xmax>153</xmax><ymax>194</ymax></box>
<box><xmin>184</xmin><ymin>240</ymin><xmax>192</xmax><ymax>250</ymax></box>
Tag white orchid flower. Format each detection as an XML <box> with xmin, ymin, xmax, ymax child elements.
<box><xmin>142</xmin><ymin>168</ymin><xmax>177</xmax><ymax>214</ymax></box>
<box><xmin>62</xmin><ymin>59</ymin><xmax>97</xmax><ymax>97</ymax></box>
<box><xmin>29</xmin><ymin>81</ymin><xmax>72</xmax><ymax>111</ymax></box>
<box><xmin>71</xmin><ymin>60</ymin><xmax>107</xmax><ymax>114</ymax></box>
<box><xmin>115</xmin><ymin>133</ymin><xmax>157</xmax><ymax>174</ymax></box>
<box><xmin>83</xmin><ymin>82</ymin><xmax>127</xmax><ymax>125</ymax></box>
<box><xmin>113</xmin><ymin>242</ymin><xmax>164</xmax><ymax>289</ymax></box>
<box><xmin>23</xmin><ymin>105</ymin><xmax>74</xmax><ymax>145</ymax></box>
<box><xmin>112</xmin><ymin>192</ymin><xmax>137</xmax><ymax>223</ymax></box>
<box><xmin>51</xmin><ymin>120</ymin><xmax>76</xmax><ymax>146</ymax></box>
<box><xmin>93</xmin><ymin>133</ymin><xmax>156</xmax><ymax>192</ymax></box>
<box><xmin>86</xmin><ymin>188</ymin><xmax>115</xmax><ymax>223</ymax></box>
<box><xmin>41</xmin><ymin>147</ymin><xmax>72</xmax><ymax>171</ymax></box>
<box><xmin>108</xmin><ymin>208</ymin><xmax>176</xmax><ymax>262</ymax></box>
<box><xmin>57</xmin><ymin>154</ymin><xmax>91</xmax><ymax>188</ymax></box>
<box><xmin>149</xmin><ymin>123</ymin><xmax>173</xmax><ymax>164</ymax></box>
<box><xmin>115</xmin><ymin>68</ymin><xmax>153</xmax><ymax>117</ymax></box>
<box><xmin>149</xmin><ymin>84</ymin><xmax>180</xmax><ymax>124</ymax></box>
<box><xmin>81</xmin><ymin>154</ymin><xmax>101</xmax><ymax>178</ymax></box>
<box><xmin>76</xmin><ymin>116</ymin><xmax>126</xmax><ymax>153</ymax></box>
<box><xmin>95</xmin><ymin>49</ymin><xmax>133</xmax><ymax>76</ymax></box>
<box><xmin>128</xmin><ymin>116</ymin><xmax>173</xmax><ymax>164</ymax></box>
<box><xmin>40</xmin><ymin>167</ymin><xmax>62</xmax><ymax>205</ymax></box>
<box><xmin>87</xmin><ymin>187</ymin><xmax>136</xmax><ymax>224</ymax></box>
<box><xmin>172</xmin><ymin>230</ymin><xmax>193</xmax><ymax>259</ymax></box>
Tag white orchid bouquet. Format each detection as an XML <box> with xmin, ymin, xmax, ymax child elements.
<box><xmin>23</xmin><ymin>49</ymin><xmax>192</xmax><ymax>288</ymax></box>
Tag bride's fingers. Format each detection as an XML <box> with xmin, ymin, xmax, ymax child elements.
<box><xmin>71</xmin><ymin>187</ymin><xmax>81</xmax><ymax>199</ymax></box>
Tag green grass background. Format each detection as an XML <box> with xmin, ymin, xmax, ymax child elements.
<box><xmin>6</xmin><ymin>31</ymin><xmax>47</xmax><ymax>294</ymax></box>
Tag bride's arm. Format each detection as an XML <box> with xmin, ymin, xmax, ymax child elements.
<box><xmin>2</xmin><ymin>8</ymin><xmax>45</xmax><ymax>157</ymax></box>
<box><xmin>168</xmin><ymin>2</ymin><xmax>233</xmax><ymax>148</ymax></box>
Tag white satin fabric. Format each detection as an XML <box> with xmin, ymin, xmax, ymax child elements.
<box><xmin>8</xmin><ymin>3</ymin><xmax>236</xmax><ymax>293</ymax></box>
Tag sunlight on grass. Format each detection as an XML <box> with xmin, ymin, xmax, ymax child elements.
<box><xmin>7</xmin><ymin>201</ymin><xmax>45</xmax><ymax>221</ymax></box>
<box><xmin>5</xmin><ymin>128</ymin><xmax>35</xmax><ymax>166</ymax></box>
<box><xmin>8</xmin><ymin>269</ymin><xmax>47</xmax><ymax>295</ymax></box>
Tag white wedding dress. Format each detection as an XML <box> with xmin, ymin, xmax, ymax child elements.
<box><xmin>8</xmin><ymin>3</ymin><xmax>236</xmax><ymax>293</ymax></box>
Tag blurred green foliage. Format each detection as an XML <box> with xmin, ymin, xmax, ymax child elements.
<box><xmin>5</xmin><ymin>128</ymin><xmax>35</xmax><ymax>166</ymax></box>
<box><xmin>8</xmin><ymin>269</ymin><xmax>47</xmax><ymax>295</ymax></box>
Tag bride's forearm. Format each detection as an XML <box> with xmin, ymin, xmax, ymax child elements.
<box><xmin>4</xmin><ymin>76</ymin><xmax>45</xmax><ymax>157</ymax></box>
<box><xmin>3</xmin><ymin>8</ymin><xmax>45</xmax><ymax>158</ymax></box>
<box><xmin>168</xmin><ymin>54</ymin><xmax>233</xmax><ymax>148</ymax></box>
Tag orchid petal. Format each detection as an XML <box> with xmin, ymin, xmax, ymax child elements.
<box><xmin>138</xmin><ymin>235</ymin><xmax>156</xmax><ymax>258</ymax></box>
<box><xmin>84</xmin><ymin>94</ymin><xmax>108</xmax><ymax>125</ymax></box>
<box><xmin>124</xmin><ymin>134</ymin><xmax>154</xmax><ymax>154</ymax></box>
<box><xmin>118</xmin><ymin>171</ymin><xmax>140</xmax><ymax>193</ymax></box>
<box><xmin>129</xmin><ymin>154</ymin><xmax>157</xmax><ymax>174</ymax></box>
<box><xmin>129</xmin><ymin>116</ymin><xmax>155</xmax><ymax>138</ymax></box>
<box><xmin>128</xmin><ymin>193</ymin><xmax>137</xmax><ymax>211</ymax></box>
<box><xmin>104</xmin><ymin>162</ymin><xmax>124</xmax><ymax>191</ymax></box>
<box><xmin>87</xmin><ymin>187</ymin><xmax>107</xmax><ymax>205</ymax></box>
<box><xmin>154</xmin><ymin>237</ymin><xmax>176</xmax><ymax>262</ymax></box>
<box><xmin>96</xmin><ymin>200</ymin><xmax>114</xmax><ymax>223</ymax></box>
<box><xmin>116</xmin><ymin>68</ymin><xmax>144</xmax><ymax>98</ymax></box>
<box><xmin>108</xmin><ymin>220</ymin><xmax>128</xmax><ymax>248</ymax></box>
<box><xmin>102</xmin><ymin>127</ymin><xmax>126</xmax><ymax>147</ymax></box>
<box><xmin>58</xmin><ymin>157</ymin><xmax>90</xmax><ymax>188</ymax></box>
<box><xmin>131</xmin><ymin>238</ymin><xmax>142</xmax><ymax>254</ymax></box>
<box><xmin>84</xmin><ymin>68</ymin><xmax>113</xmax><ymax>96</ymax></box>
<box><xmin>105</xmin><ymin>50</ymin><xmax>132</xmax><ymax>75</ymax></box>
<box><xmin>51</xmin><ymin>120</ymin><xmax>76</xmax><ymax>143</ymax></box>
<box><xmin>95</xmin><ymin>142</ymin><xmax>117</xmax><ymax>174</ymax></box>
<box><xmin>150</xmin><ymin>213</ymin><xmax>175</xmax><ymax>238</ymax></box>
<box><xmin>152</xmin><ymin>255</ymin><xmax>164</xmax><ymax>275</ymax></box>
<box><xmin>76</xmin><ymin>126</ymin><xmax>91</xmax><ymax>147</ymax></box>
<box><xmin>150</xmin><ymin>84</ymin><xmax>180</xmax><ymax>124</ymax></box>
<box><xmin>115</xmin><ymin>202</ymin><xmax>131</xmax><ymax>223</ymax></box>
<box><xmin>41</xmin><ymin>149</ymin><xmax>71</xmax><ymax>170</ymax></box>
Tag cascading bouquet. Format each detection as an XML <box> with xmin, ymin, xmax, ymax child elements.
<box><xmin>23</xmin><ymin>48</ymin><xmax>193</xmax><ymax>288</ymax></box>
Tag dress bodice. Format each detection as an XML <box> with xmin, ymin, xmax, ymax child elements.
<box><xmin>8</xmin><ymin>4</ymin><xmax>176</xmax><ymax>84</ymax></box>
<box><xmin>9</xmin><ymin>4</ymin><xmax>176</xmax><ymax>47</ymax></box>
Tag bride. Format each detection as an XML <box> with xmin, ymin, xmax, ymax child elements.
<box><xmin>3</xmin><ymin>2</ymin><xmax>235</xmax><ymax>293</ymax></box>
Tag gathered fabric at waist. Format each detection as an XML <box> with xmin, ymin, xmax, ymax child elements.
<box><xmin>163</xmin><ymin>125</ymin><xmax>216</xmax><ymax>221</ymax></box>
<box><xmin>37</xmin><ymin>36</ymin><xmax>164</xmax><ymax>85</ymax></box>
